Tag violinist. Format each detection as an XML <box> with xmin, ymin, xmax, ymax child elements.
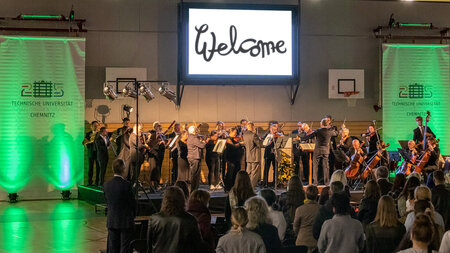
<box><xmin>299</xmin><ymin>123</ymin><xmax>315</xmax><ymax>182</ymax></box>
<box><xmin>301</xmin><ymin>118</ymin><xmax>338</xmax><ymax>185</ymax></box>
<box><xmin>224</xmin><ymin>128</ymin><xmax>243</xmax><ymax>191</ymax></box>
<box><xmin>205</xmin><ymin>130</ymin><xmax>220</xmax><ymax>188</ymax></box>
<box><xmin>187</xmin><ymin>125</ymin><xmax>206</xmax><ymax>191</ymax></box>
<box><xmin>236</xmin><ymin>119</ymin><xmax>248</xmax><ymax>136</ymax></box>
<box><xmin>422</xmin><ymin>138</ymin><xmax>440</xmax><ymax>173</ymax></box>
<box><xmin>166</xmin><ymin>123</ymin><xmax>181</xmax><ymax>184</ymax></box>
<box><xmin>291</xmin><ymin>121</ymin><xmax>304</xmax><ymax>176</ymax></box>
<box><xmin>176</xmin><ymin>130</ymin><xmax>190</xmax><ymax>182</ymax></box>
<box><xmin>376</xmin><ymin>140</ymin><xmax>390</xmax><ymax>167</ymax></box>
<box><xmin>263</xmin><ymin>124</ymin><xmax>283</xmax><ymax>187</ymax></box>
<box><xmin>111</xmin><ymin>117</ymin><xmax>130</xmax><ymax>156</ymax></box>
<box><xmin>216</xmin><ymin>121</ymin><xmax>229</xmax><ymax>139</ymax></box>
<box><xmin>129</xmin><ymin>124</ymin><xmax>150</xmax><ymax>183</ymax></box>
<box><xmin>146</xmin><ymin>121</ymin><xmax>166</xmax><ymax>188</ymax></box>
<box><xmin>243</xmin><ymin>122</ymin><xmax>264</xmax><ymax>188</ymax></box>
<box><xmin>413</xmin><ymin>116</ymin><xmax>436</xmax><ymax>151</ymax></box>
<box><xmin>361</xmin><ymin>124</ymin><xmax>379</xmax><ymax>156</ymax></box>
<box><xmin>334</xmin><ymin>128</ymin><xmax>352</xmax><ymax>170</ymax></box>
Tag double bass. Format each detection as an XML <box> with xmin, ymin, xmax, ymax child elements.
<box><xmin>361</xmin><ymin>141</ymin><xmax>390</xmax><ymax>180</ymax></box>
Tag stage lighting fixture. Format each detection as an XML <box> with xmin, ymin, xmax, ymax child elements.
<box><xmin>140</xmin><ymin>85</ymin><xmax>155</xmax><ymax>102</ymax></box>
<box><xmin>158</xmin><ymin>83</ymin><xmax>176</xmax><ymax>103</ymax></box>
<box><xmin>123</xmin><ymin>84</ymin><xmax>138</xmax><ymax>98</ymax></box>
<box><xmin>8</xmin><ymin>193</ymin><xmax>18</xmax><ymax>203</ymax></box>
<box><xmin>61</xmin><ymin>190</ymin><xmax>71</xmax><ymax>200</ymax></box>
<box><xmin>123</xmin><ymin>104</ymin><xmax>134</xmax><ymax>113</ymax></box>
<box><xmin>103</xmin><ymin>84</ymin><xmax>118</xmax><ymax>101</ymax></box>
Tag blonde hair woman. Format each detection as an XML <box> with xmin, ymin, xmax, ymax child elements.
<box><xmin>404</xmin><ymin>186</ymin><xmax>445</xmax><ymax>231</ymax></box>
<box><xmin>318</xmin><ymin>170</ymin><xmax>350</xmax><ymax>205</ymax></box>
<box><xmin>365</xmin><ymin>195</ymin><xmax>406</xmax><ymax>253</ymax></box>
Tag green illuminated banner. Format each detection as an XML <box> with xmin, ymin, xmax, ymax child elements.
<box><xmin>0</xmin><ymin>36</ymin><xmax>85</xmax><ymax>198</ymax></box>
<box><xmin>382</xmin><ymin>44</ymin><xmax>450</xmax><ymax>154</ymax></box>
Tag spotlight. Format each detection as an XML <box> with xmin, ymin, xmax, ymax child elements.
<box><xmin>61</xmin><ymin>190</ymin><xmax>71</xmax><ymax>200</ymax></box>
<box><xmin>123</xmin><ymin>104</ymin><xmax>134</xmax><ymax>118</ymax></box>
<box><xmin>158</xmin><ymin>83</ymin><xmax>176</xmax><ymax>103</ymax></box>
<box><xmin>103</xmin><ymin>84</ymin><xmax>117</xmax><ymax>101</ymax></box>
<box><xmin>8</xmin><ymin>193</ymin><xmax>18</xmax><ymax>203</ymax></box>
<box><xmin>123</xmin><ymin>84</ymin><xmax>138</xmax><ymax>98</ymax></box>
<box><xmin>139</xmin><ymin>85</ymin><xmax>155</xmax><ymax>102</ymax></box>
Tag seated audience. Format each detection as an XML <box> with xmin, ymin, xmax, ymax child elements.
<box><xmin>375</xmin><ymin>166</ymin><xmax>393</xmax><ymax>196</ymax></box>
<box><xmin>388</xmin><ymin>173</ymin><xmax>406</xmax><ymax>201</ymax></box>
<box><xmin>259</xmin><ymin>188</ymin><xmax>287</xmax><ymax>240</ymax></box>
<box><xmin>440</xmin><ymin>230</ymin><xmax>450</xmax><ymax>253</ymax></box>
<box><xmin>397</xmin><ymin>176</ymin><xmax>421</xmax><ymax>220</ymax></box>
<box><xmin>398</xmin><ymin>213</ymin><xmax>438</xmax><ymax>253</ymax></box>
<box><xmin>365</xmin><ymin>195</ymin><xmax>406</xmax><ymax>253</ymax></box>
<box><xmin>358</xmin><ymin>180</ymin><xmax>381</xmax><ymax>228</ymax></box>
<box><xmin>317</xmin><ymin>192</ymin><xmax>365</xmax><ymax>253</ymax></box>
<box><xmin>312</xmin><ymin>181</ymin><xmax>357</xmax><ymax>240</ymax></box>
<box><xmin>318</xmin><ymin>170</ymin><xmax>350</xmax><ymax>205</ymax></box>
<box><xmin>175</xmin><ymin>180</ymin><xmax>190</xmax><ymax>202</ymax></box>
<box><xmin>278</xmin><ymin>175</ymin><xmax>305</xmax><ymax>241</ymax></box>
<box><xmin>404</xmin><ymin>186</ymin><xmax>445</xmax><ymax>231</ymax></box>
<box><xmin>147</xmin><ymin>186</ymin><xmax>205</xmax><ymax>253</ymax></box>
<box><xmin>396</xmin><ymin>200</ymin><xmax>444</xmax><ymax>252</ymax></box>
<box><xmin>245</xmin><ymin>196</ymin><xmax>282</xmax><ymax>253</ymax></box>
<box><xmin>294</xmin><ymin>185</ymin><xmax>320</xmax><ymax>252</ymax></box>
<box><xmin>216</xmin><ymin>207</ymin><xmax>266</xmax><ymax>253</ymax></box>
<box><xmin>225</xmin><ymin>171</ymin><xmax>255</xmax><ymax>228</ymax></box>
<box><xmin>187</xmin><ymin>189</ymin><xmax>217</xmax><ymax>253</ymax></box>
<box><xmin>104</xmin><ymin>159</ymin><xmax>136</xmax><ymax>253</ymax></box>
<box><xmin>430</xmin><ymin>170</ymin><xmax>449</xmax><ymax>230</ymax></box>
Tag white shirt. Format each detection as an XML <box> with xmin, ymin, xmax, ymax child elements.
<box><xmin>268</xmin><ymin>207</ymin><xmax>287</xmax><ymax>240</ymax></box>
<box><xmin>439</xmin><ymin>230</ymin><xmax>450</xmax><ymax>253</ymax></box>
<box><xmin>404</xmin><ymin>211</ymin><xmax>445</xmax><ymax>231</ymax></box>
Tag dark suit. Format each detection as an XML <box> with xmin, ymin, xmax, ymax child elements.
<box><xmin>95</xmin><ymin>134</ymin><xmax>110</xmax><ymax>186</ymax></box>
<box><xmin>431</xmin><ymin>184</ymin><xmax>450</xmax><ymax>230</ymax></box>
<box><xmin>413</xmin><ymin>126</ymin><xmax>435</xmax><ymax>147</ymax></box>
<box><xmin>129</xmin><ymin>133</ymin><xmax>146</xmax><ymax>183</ymax></box>
<box><xmin>104</xmin><ymin>176</ymin><xmax>136</xmax><ymax>253</ymax></box>
<box><xmin>291</xmin><ymin>129</ymin><xmax>303</xmax><ymax>176</ymax></box>
<box><xmin>243</xmin><ymin>130</ymin><xmax>263</xmax><ymax>187</ymax></box>
<box><xmin>85</xmin><ymin>131</ymin><xmax>100</xmax><ymax>185</ymax></box>
<box><xmin>302</xmin><ymin>127</ymin><xmax>338</xmax><ymax>185</ymax></box>
<box><xmin>187</xmin><ymin>134</ymin><xmax>205</xmax><ymax>191</ymax></box>
<box><xmin>166</xmin><ymin>132</ymin><xmax>179</xmax><ymax>183</ymax></box>
<box><xmin>263</xmin><ymin>135</ymin><xmax>276</xmax><ymax>186</ymax></box>
<box><xmin>377</xmin><ymin>178</ymin><xmax>393</xmax><ymax>196</ymax></box>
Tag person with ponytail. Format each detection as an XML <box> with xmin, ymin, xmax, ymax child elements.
<box><xmin>216</xmin><ymin>207</ymin><xmax>266</xmax><ymax>253</ymax></box>
<box><xmin>397</xmin><ymin>213</ymin><xmax>438</xmax><ymax>253</ymax></box>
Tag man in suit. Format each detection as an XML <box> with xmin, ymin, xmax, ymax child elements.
<box><xmin>413</xmin><ymin>116</ymin><xmax>435</xmax><ymax>149</ymax></box>
<box><xmin>95</xmin><ymin>126</ymin><xmax>111</xmax><ymax>186</ymax></box>
<box><xmin>187</xmin><ymin>125</ymin><xmax>206</xmax><ymax>191</ymax></box>
<box><xmin>375</xmin><ymin>166</ymin><xmax>392</xmax><ymax>196</ymax></box>
<box><xmin>243</xmin><ymin>122</ymin><xmax>263</xmax><ymax>188</ymax></box>
<box><xmin>112</xmin><ymin>117</ymin><xmax>130</xmax><ymax>156</ymax></box>
<box><xmin>84</xmin><ymin>120</ymin><xmax>100</xmax><ymax>186</ymax></box>
<box><xmin>104</xmin><ymin>159</ymin><xmax>136</xmax><ymax>253</ymax></box>
<box><xmin>291</xmin><ymin>121</ymin><xmax>304</xmax><ymax>176</ymax></box>
<box><xmin>166</xmin><ymin>123</ymin><xmax>181</xmax><ymax>184</ymax></box>
<box><xmin>302</xmin><ymin>118</ymin><xmax>338</xmax><ymax>185</ymax></box>
<box><xmin>263</xmin><ymin>123</ymin><xmax>282</xmax><ymax>187</ymax></box>
<box><xmin>431</xmin><ymin>170</ymin><xmax>449</xmax><ymax>230</ymax></box>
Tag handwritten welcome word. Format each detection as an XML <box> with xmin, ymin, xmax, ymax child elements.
<box><xmin>194</xmin><ymin>24</ymin><xmax>287</xmax><ymax>62</ymax></box>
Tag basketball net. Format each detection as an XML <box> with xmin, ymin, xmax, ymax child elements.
<box><xmin>344</xmin><ymin>91</ymin><xmax>359</xmax><ymax>107</ymax></box>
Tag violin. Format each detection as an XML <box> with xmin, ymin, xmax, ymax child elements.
<box><xmin>361</xmin><ymin>142</ymin><xmax>390</xmax><ymax>180</ymax></box>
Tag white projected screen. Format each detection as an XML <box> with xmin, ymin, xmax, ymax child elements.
<box><xmin>188</xmin><ymin>8</ymin><xmax>293</xmax><ymax>76</ymax></box>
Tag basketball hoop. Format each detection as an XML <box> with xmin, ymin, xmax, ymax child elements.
<box><xmin>344</xmin><ymin>91</ymin><xmax>359</xmax><ymax>107</ymax></box>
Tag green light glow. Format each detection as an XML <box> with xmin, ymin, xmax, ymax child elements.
<box><xmin>382</xmin><ymin>44</ymin><xmax>450</xmax><ymax>155</ymax></box>
<box><xmin>51</xmin><ymin>202</ymin><xmax>85</xmax><ymax>252</ymax></box>
<box><xmin>399</xmin><ymin>23</ymin><xmax>432</xmax><ymax>28</ymax></box>
<box><xmin>0</xmin><ymin>36</ymin><xmax>85</xmax><ymax>195</ymax></box>
<box><xmin>21</xmin><ymin>15</ymin><xmax>63</xmax><ymax>19</ymax></box>
<box><xmin>0</xmin><ymin>207</ymin><xmax>32</xmax><ymax>253</ymax></box>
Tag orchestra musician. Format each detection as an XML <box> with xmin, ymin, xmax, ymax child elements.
<box><xmin>263</xmin><ymin>123</ymin><xmax>283</xmax><ymax>187</ymax></box>
<box><xmin>300</xmin><ymin>123</ymin><xmax>315</xmax><ymax>182</ymax></box>
<box><xmin>128</xmin><ymin>124</ymin><xmax>149</xmax><ymax>184</ymax></box>
<box><xmin>361</xmin><ymin>124</ymin><xmax>379</xmax><ymax>157</ymax></box>
<box><xmin>95</xmin><ymin>126</ymin><xmax>112</xmax><ymax>186</ymax></box>
<box><xmin>243</xmin><ymin>122</ymin><xmax>263</xmax><ymax>188</ymax></box>
<box><xmin>187</xmin><ymin>125</ymin><xmax>206</xmax><ymax>191</ymax></box>
<box><xmin>335</xmin><ymin>128</ymin><xmax>352</xmax><ymax>170</ymax></box>
<box><xmin>216</xmin><ymin>121</ymin><xmax>228</xmax><ymax>180</ymax></box>
<box><xmin>224</xmin><ymin>127</ymin><xmax>243</xmax><ymax>191</ymax></box>
<box><xmin>422</xmin><ymin>138</ymin><xmax>440</xmax><ymax>173</ymax></box>
<box><xmin>324</xmin><ymin>115</ymin><xmax>338</xmax><ymax>175</ymax></box>
<box><xmin>146</xmin><ymin>121</ymin><xmax>166</xmax><ymax>188</ymax></box>
<box><xmin>236</xmin><ymin>119</ymin><xmax>248</xmax><ymax>171</ymax></box>
<box><xmin>291</xmin><ymin>121</ymin><xmax>304</xmax><ymax>176</ymax></box>
<box><xmin>205</xmin><ymin>130</ymin><xmax>220</xmax><ymax>188</ymax></box>
<box><xmin>302</xmin><ymin>118</ymin><xmax>338</xmax><ymax>185</ymax></box>
<box><xmin>346</xmin><ymin>139</ymin><xmax>366</xmax><ymax>162</ymax></box>
<box><xmin>176</xmin><ymin>130</ymin><xmax>190</xmax><ymax>182</ymax></box>
<box><xmin>112</xmin><ymin>117</ymin><xmax>130</xmax><ymax>156</ymax></box>
<box><xmin>166</xmin><ymin>123</ymin><xmax>182</xmax><ymax>184</ymax></box>
<box><xmin>407</xmin><ymin>140</ymin><xmax>420</xmax><ymax>158</ymax></box>
<box><xmin>84</xmin><ymin>120</ymin><xmax>100</xmax><ymax>186</ymax></box>
<box><xmin>413</xmin><ymin>116</ymin><xmax>436</xmax><ymax>150</ymax></box>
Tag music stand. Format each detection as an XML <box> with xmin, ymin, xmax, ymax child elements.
<box><xmin>398</xmin><ymin>140</ymin><xmax>409</xmax><ymax>150</ymax></box>
<box><xmin>298</xmin><ymin>143</ymin><xmax>315</xmax><ymax>185</ymax></box>
<box><xmin>211</xmin><ymin>139</ymin><xmax>227</xmax><ymax>192</ymax></box>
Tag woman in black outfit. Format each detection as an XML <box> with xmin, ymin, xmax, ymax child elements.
<box><xmin>177</xmin><ymin>131</ymin><xmax>190</xmax><ymax>182</ymax></box>
<box><xmin>358</xmin><ymin>180</ymin><xmax>381</xmax><ymax>229</ymax></box>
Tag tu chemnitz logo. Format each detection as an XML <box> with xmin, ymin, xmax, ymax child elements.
<box><xmin>398</xmin><ymin>83</ymin><xmax>432</xmax><ymax>99</ymax></box>
<box><xmin>21</xmin><ymin>81</ymin><xmax>64</xmax><ymax>98</ymax></box>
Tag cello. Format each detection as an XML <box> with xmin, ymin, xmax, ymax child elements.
<box><xmin>414</xmin><ymin>138</ymin><xmax>439</xmax><ymax>174</ymax></box>
<box><xmin>396</xmin><ymin>141</ymin><xmax>419</xmax><ymax>176</ymax></box>
<box><xmin>361</xmin><ymin>141</ymin><xmax>390</xmax><ymax>180</ymax></box>
<box><xmin>344</xmin><ymin>141</ymin><xmax>366</xmax><ymax>180</ymax></box>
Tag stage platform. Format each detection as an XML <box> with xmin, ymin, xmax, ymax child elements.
<box><xmin>78</xmin><ymin>184</ymin><xmax>363</xmax><ymax>215</ymax></box>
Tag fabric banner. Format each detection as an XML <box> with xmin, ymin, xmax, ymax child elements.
<box><xmin>0</xmin><ymin>36</ymin><xmax>85</xmax><ymax>200</ymax></box>
<box><xmin>382</xmin><ymin>44</ymin><xmax>450</xmax><ymax>155</ymax></box>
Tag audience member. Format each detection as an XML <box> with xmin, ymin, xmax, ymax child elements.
<box><xmin>147</xmin><ymin>186</ymin><xmax>205</xmax><ymax>253</ymax></box>
<box><xmin>293</xmin><ymin>185</ymin><xmax>320</xmax><ymax>252</ymax></box>
<box><xmin>365</xmin><ymin>195</ymin><xmax>406</xmax><ymax>253</ymax></box>
<box><xmin>397</xmin><ymin>176</ymin><xmax>421</xmax><ymax>220</ymax></box>
<box><xmin>245</xmin><ymin>196</ymin><xmax>282</xmax><ymax>253</ymax></box>
<box><xmin>396</xmin><ymin>200</ymin><xmax>444</xmax><ymax>252</ymax></box>
<box><xmin>312</xmin><ymin>181</ymin><xmax>356</xmax><ymax>240</ymax></box>
<box><xmin>278</xmin><ymin>175</ymin><xmax>305</xmax><ymax>241</ymax></box>
<box><xmin>376</xmin><ymin>166</ymin><xmax>393</xmax><ymax>196</ymax></box>
<box><xmin>259</xmin><ymin>188</ymin><xmax>287</xmax><ymax>240</ymax></box>
<box><xmin>439</xmin><ymin>230</ymin><xmax>450</xmax><ymax>253</ymax></box>
<box><xmin>225</xmin><ymin>171</ymin><xmax>255</xmax><ymax>227</ymax></box>
<box><xmin>216</xmin><ymin>207</ymin><xmax>266</xmax><ymax>253</ymax></box>
<box><xmin>317</xmin><ymin>192</ymin><xmax>365</xmax><ymax>253</ymax></box>
<box><xmin>358</xmin><ymin>180</ymin><xmax>381</xmax><ymax>228</ymax></box>
<box><xmin>388</xmin><ymin>173</ymin><xmax>406</xmax><ymax>200</ymax></box>
<box><xmin>431</xmin><ymin>170</ymin><xmax>449</xmax><ymax>230</ymax></box>
<box><xmin>104</xmin><ymin>159</ymin><xmax>136</xmax><ymax>253</ymax></box>
<box><xmin>175</xmin><ymin>180</ymin><xmax>190</xmax><ymax>202</ymax></box>
<box><xmin>187</xmin><ymin>189</ymin><xmax>217</xmax><ymax>253</ymax></box>
<box><xmin>397</xmin><ymin>213</ymin><xmax>438</xmax><ymax>253</ymax></box>
<box><xmin>318</xmin><ymin>170</ymin><xmax>350</xmax><ymax>205</ymax></box>
<box><xmin>404</xmin><ymin>186</ymin><xmax>445</xmax><ymax>231</ymax></box>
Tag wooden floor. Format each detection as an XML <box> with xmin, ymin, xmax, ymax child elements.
<box><xmin>0</xmin><ymin>200</ymin><xmax>107</xmax><ymax>253</ymax></box>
